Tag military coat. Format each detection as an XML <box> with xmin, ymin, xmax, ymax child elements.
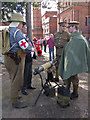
<box><xmin>54</xmin><ymin>31</ymin><xmax>70</xmax><ymax>67</ymax></box>
<box><xmin>58</xmin><ymin>31</ymin><xmax>90</xmax><ymax>80</ymax></box>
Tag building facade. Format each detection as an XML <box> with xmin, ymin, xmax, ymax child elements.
<box><xmin>42</xmin><ymin>11</ymin><xmax>57</xmax><ymax>38</ymax></box>
<box><xmin>57</xmin><ymin>2</ymin><xmax>90</xmax><ymax>39</ymax></box>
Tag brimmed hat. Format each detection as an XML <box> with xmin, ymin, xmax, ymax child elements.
<box><xmin>9</xmin><ymin>22</ymin><xmax>20</xmax><ymax>27</ymax></box>
<box><xmin>58</xmin><ymin>21</ymin><xmax>67</xmax><ymax>27</ymax></box>
<box><xmin>9</xmin><ymin>13</ymin><xmax>24</xmax><ymax>22</ymax></box>
<box><xmin>67</xmin><ymin>21</ymin><xmax>79</xmax><ymax>28</ymax></box>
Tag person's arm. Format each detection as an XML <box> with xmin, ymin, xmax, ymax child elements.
<box><xmin>15</xmin><ymin>30</ymin><xmax>35</xmax><ymax>53</ymax></box>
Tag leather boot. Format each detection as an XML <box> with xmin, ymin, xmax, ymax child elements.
<box><xmin>11</xmin><ymin>97</ymin><xmax>27</xmax><ymax>109</ymax></box>
<box><xmin>21</xmin><ymin>89</ymin><xmax>28</xmax><ymax>95</ymax></box>
<box><xmin>12</xmin><ymin>101</ymin><xmax>27</xmax><ymax>109</ymax></box>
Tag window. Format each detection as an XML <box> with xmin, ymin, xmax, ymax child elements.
<box><xmin>85</xmin><ymin>17</ymin><xmax>87</xmax><ymax>26</ymax></box>
<box><xmin>68</xmin><ymin>2</ymin><xmax>70</xmax><ymax>6</ymax></box>
<box><xmin>45</xmin><ymin>29</ymin><xmax>46</xmax><ymax>33</ymax></box>
<box><xmin>68</xmin><ymin>19</ymin><xmax>70</xmax><ymax>22</ymax></box>
<box><xmin>88</xmin><ymin>17</ymin><xmax>90</xmax><ymax>26</ymax></box>
<box><xmin>64</xmin><ymin>20</ymin><xmax>67</xmax><ymax>22</ymax></box>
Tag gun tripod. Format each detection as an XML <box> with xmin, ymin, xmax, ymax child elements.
<box><xmin>33</xmin><ymin>70</ymin><xmax>61</xmax><ymax>106</ymax></box>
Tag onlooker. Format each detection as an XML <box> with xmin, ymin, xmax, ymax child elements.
<box><xmin>47</xmin><ymin>34</ymin><xmax>55</xmax><ymax>61</ymax></box>
<box><xmin>43</xmin><ymin>37</ymin><xmax>47</xmax><ymax>52</ymax></box>
<box><xmin>54</xmin><ymin>22</ymin><xmax>70</xmax><ymax>81</ymax></box>
<box><xmin>4</xmin><ymin>13</ymin><xmax>35</xmax><ymax>109</ymax></box>
<box><xmin>40</xmin><ymin>38</ymin><xmax>43</xmax><ymax>50</ymax></box>
<box><xmin>33</xmin><ymin>37</ymin><xmax>37</xmax><ymax>44</ymax></box>
<box><xmin>58</xmin><ymin>21</ymin><xmax>90</xmax><ymax>99</ymax></box>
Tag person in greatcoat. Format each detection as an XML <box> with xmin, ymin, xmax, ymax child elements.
<box><xmin>58</xmin><ymin>21</ymin><xmax>90</xmax><ymax>99</ymax></box>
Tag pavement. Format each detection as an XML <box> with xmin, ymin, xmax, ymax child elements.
<box><xmin>1</xmin><ymin>46</ymin><xmax>89</xmax><ymax>119</ymax></box>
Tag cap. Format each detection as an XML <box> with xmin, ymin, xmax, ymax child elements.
<box><xmin>67</xmin><ymin>21</ymin><xmax>79</xmax><ymax>28</ymax></box>
<box><xmin>58</xmin><ymin>21</ymin><xmax>67</xmax><ymax>27</ymax></box>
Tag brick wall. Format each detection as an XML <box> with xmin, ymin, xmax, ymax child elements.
<box><xmin>33</xmin><ymin>8</ymin><xmax>43</xmax><ymax>39</ymax></box>
<box><xmin>49</xmin><ymin>17</ymin><xmax>57</xmax><ymax>35</ymax></box>
<box><xmin>57</xmin><ymin>2</ymin><xmax>90</xmax><ymax>38</ymax></box>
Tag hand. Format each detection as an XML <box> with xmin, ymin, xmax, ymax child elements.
<box><xmin>32</xmin><ymin>47</ymin><xmax>35</xmax><ymax>52</ymax></box>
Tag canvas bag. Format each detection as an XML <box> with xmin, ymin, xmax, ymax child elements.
<box><xmin>57</xmin><ymin>85</ymin><xmax>71</xmax><ymax>108</ymax></box>
<box><xmin>2</xmin><ymin>29</ymin><xmax>22</xmax><ymax>55</ymax></box>
<box><xmin>2</xmin><ymin>29</ymin><xmax>10</xmax><ymax>55</ymax></box>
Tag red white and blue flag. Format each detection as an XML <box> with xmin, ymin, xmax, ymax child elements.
<box><xmin>18</xmin><ymin>39</ymin><xmax>28</xmax><ymax>49</ymax></box>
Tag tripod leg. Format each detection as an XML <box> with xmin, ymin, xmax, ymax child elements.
<box><xmin>33</xmin><ymin>88</ymin><xmax>44</xmax><ymax>106</ymax></box>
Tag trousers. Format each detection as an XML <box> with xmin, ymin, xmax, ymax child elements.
<box><xmin>4</xmin><ymin>55</ymin><xmax>25</xmax><ymax>101</ymax></box>
<box><xmin>49</xmin><ymin>47</ymin><xmax>54</xmax><ymax>61</ymax></box>
<box><xmin>22</xmin><ymin>53</ymin><xmax>32</xmax><ymax>90</ymax></box>
<box><xmin>65</xmin><ymin>75</ymin><xmax>79</xmax><ymax>94</ymax></box>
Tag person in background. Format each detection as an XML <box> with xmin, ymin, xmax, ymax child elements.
<box><xmin>47</xmin><ymin>34</ymin><xmax>55</xmax><ymax>61</ymax></box>
<box><xmin>33</xmin><ymin>37</ymin><xmax>37</xmax><ymax>44</ymax></box>
<box><xmin>40</xmin><ymin>38</ymin><xmax>43</xmax><ymax>50</ymax></box>
<box><xmin>54</xmin><ymin>22</ymin><xmax>70</xmax><ymax>81</ymax></box>
<box><xmin>4</xmin><ymin>13</ymin><xmax>35</xmax><ymax>109</ymax></box>
<box><xmin>43</xmin><ymin>37</ymin><xmax>47</xmax><ymax>52</ymax></box>
<box><xmin>58</xmin><ymin>21</ymin><xmax>90</xmax><ymax>99</ymax></box>
<box><xmin>21</xmin><ymin>22</ymin><xmax>36</xmax><ymax>95</ymax></box>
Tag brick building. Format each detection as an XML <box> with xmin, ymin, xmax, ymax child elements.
<box><xmin>42</xmin><ymin>11</ymin><xmax>57</xmax><ymax>38</ymax></box>
<box><xmin>57</xmin><ymin>2</ymin><xmax>90</xmax><ymax>39</ymax></box>
<box><xmin>32</xmin><ymin>8</ymin><xmax>43</xmax><ymax>39</ymax></box>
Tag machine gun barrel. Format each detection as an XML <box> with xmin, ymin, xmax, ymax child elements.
<box><xmin>33</xmin><ymin>59</ymin><xmax>57</xmax><ymax>75</ymax></box>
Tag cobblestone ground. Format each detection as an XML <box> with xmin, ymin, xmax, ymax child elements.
<box><xmin>1</xmin><ymin>47</ymin><xmax>89</xmax><ymax>119</ymax></box>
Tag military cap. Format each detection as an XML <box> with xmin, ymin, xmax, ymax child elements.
<box><xmin>58</xmin><ymin>21</ymin><xmax>67</xmax><ymax>27</ymax></box>
<box><xmin>67</xmin><ymin>21</ymin><xmax>79</xmax><ymax>28</ymax></box>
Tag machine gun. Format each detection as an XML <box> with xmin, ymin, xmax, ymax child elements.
<box><xmin>33</xmin><ymin>59</ymin><xmax>62</xmax><ymax>105</ymax></box>
<box><xmin>33</xmin><ymin>59</ymin><xmax>57</xmax><ymax>75</ymax></box>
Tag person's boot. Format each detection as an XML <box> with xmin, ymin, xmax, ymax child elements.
<box><xmin>12</xmin><ymin>101</ymin><xmax>27</xmax><ymax>109</ymax></box>
<box><xmin>18</xmin><ymin>95</ymin><xmax>22</xmax><ymax>99</ymax></box>
<box><xmin>21</xmin><ymin>90</ymin><xmax>28</xmax><ymax>95</ymax></box>
<box><xmin>27</xmin><ymin>85</ymin><xmax>36</xmax><ymax>89</ymax></box>
<box><xmin>12</xmin><ymin>98</ymin><xmax>27</xmax><ymax>109</ymax></box>
<box><xmin>70</xmin><ymin>84</ymin><xmax>79</xmax><ymax>100</ymax></box>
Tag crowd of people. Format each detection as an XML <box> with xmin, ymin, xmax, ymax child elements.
<box><xmin>3</xmin><ymin>13</ymin><xmax>90</xmax><ymax>109</ymax></box>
